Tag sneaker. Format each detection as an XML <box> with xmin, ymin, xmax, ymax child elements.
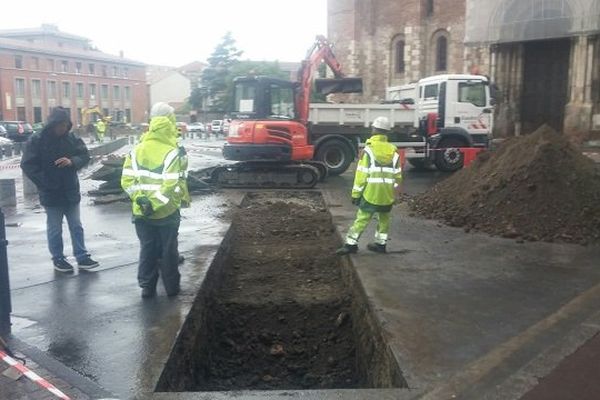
<box><xmin>78</xmin><ymin>257</ymin><xmax>99</xmax><ymax>270</ymax></box>
<box><xmin>367</xmin><ymin>243</ymin><xmax>387</xmax><ymax>253</ymax></box>
<box><xmin>141</xmin><ymin>287</ymin><xmax>156</xmax><ymax>298</ymax></box>
<box><xmin>53</xmin><ymin>258</ymin><xmax>74</xmax><ymax>273</ymax></box>
<box><xmin>336</xmin><ymin>244</ymin><xmax>358</xmax><ymax>256</ymax></box>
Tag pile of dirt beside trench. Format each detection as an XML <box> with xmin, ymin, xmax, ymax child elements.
<box><xmin>410</xmin><ymin>125</ymin><xmax>600</xmax><ymax>244</ymax></box>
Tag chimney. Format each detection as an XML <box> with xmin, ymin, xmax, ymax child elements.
<box><xmin>119</xmin><ymin>50</ymin><xmax>124</xmax><ymax>58</ymax></box>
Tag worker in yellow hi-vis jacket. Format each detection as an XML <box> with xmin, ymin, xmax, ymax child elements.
<box><xmin>336</xmin><ymin>116</ymin><xmax>403</xmax><ymax>255</ymax></box>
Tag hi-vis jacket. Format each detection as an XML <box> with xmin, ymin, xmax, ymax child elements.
<box><xmin>121</xmin><ymin>116</ymin><xmax>189</xmax><ymax>220</ymax></box>
<box><xmin>351</xmin><ymin>134</ymin><xmax>402</xmax><ymax>207</ymax></box>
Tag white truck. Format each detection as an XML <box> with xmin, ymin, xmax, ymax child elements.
<box><xmin>308</xmin><ymin>74</ymin><xmax>495</xmax><ymax>173</ymax></box>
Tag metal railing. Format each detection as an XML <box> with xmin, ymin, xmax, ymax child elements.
<box><xmin>0</xmin><ymin>207</ymin><xmax>11</xmax><ymax>335</ymax></box>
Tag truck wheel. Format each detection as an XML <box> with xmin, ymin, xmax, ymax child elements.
<box><xmin>434</xmin><ymin>138</ymin><xmax>467</xmax><ymax>172</ymax></box>
<box><xmin>315</xmin><ymin>140</ymin><xmax>354</xmax><ymax>176</ymax></box>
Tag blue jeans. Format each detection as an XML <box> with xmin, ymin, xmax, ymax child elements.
<box><xmin>45</xmin><ymin>204</ymin><xmax>89</xmax><ymax>262</ymax></box>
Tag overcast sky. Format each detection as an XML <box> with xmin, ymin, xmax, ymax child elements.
<box><xmin>3</xmin><ymin>0</ymin><xmax>327</xmax><ymax>67</ymax></box>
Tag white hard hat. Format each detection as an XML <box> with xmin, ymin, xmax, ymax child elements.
<box><xmin>372</xmin><ymin>116</ymin><xmax>391</xmax><ymax>131</ymax></box>
<box><xmin>150</xmin><ymin>102</ymin><xmax>175</xmax><ymax>118</ymax></box>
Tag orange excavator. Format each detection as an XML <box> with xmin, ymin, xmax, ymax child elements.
<box><xmin>210</xmin><ymin>35</ymin><xmax>363</xmax><ymax>188</ymax></box>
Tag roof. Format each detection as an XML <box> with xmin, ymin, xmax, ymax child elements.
<box><xmin>0</xmin><ymin>25</ymin><xmax>145</xmax><ymax>67</ymax></box>
<box><xmin>0</xmin><ymin>24</ymin><xmax>89</xmax><ymax>42</ymax></box>
<box><xmin>178</xmin><ymin>61</ymin><xmax>206</xmax><ymax>73</ymax></box>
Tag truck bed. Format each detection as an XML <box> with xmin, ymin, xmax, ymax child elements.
<box><xmin>308</xmin><ymin>103</ymin><xmax>415</xmax><ymax>127</ymax></box>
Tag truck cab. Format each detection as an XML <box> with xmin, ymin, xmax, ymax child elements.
<box><xmin>412</xmin><ymin>74</ymin><xmax>495</xmax><ymax>171</ymax></box>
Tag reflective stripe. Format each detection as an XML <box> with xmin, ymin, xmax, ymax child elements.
<box><xmin>353</xmin><ymin>185</ymin><xmax>365</xmax><ymax>192</ymax></box>
<box><xmin>366</xmin><ymin>177</ymin><xmax>396</xmax><ymax>184</ymax></box>
<box><xmin>154</xmin><ymin>191</ymin><xmax>170</xmax><ymax>204</ymax></box>
<box><xmin>124</xmin><ymin>184</ymin><xmax>161</xmax><ymax>194</ymax></box>
<box><xmin>358</xmin><ymin>165</ymin><xmax>400</xmax><ymax>174</ymax></box>
<box><xmin>163</xmin><ymin>149</ymin><xmax>179</xmax><ymax>172</ymax></box>
<box><xmin>122</xmin><ymin>169</ymin><xmax>179</xmax><ymax>180</ymax></box>
<box><xmin>130</xmin><ymin>150</ymin><xmax>139</xmax><ymax>172</ymax></box>
<box><xmin>363</xmin><ymin>146</ymin><xmax>376</xmax><ymax>168</ymax></box>
<box><xmin>174</xmin><ymin>186</ymin><xmax>181</xmax><ymax>193</ymax></box>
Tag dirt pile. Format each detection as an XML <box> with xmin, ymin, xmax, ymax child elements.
<box><xmin>411</xmin><ymin>125</ymin><xmax>600</xmax><ymax>244</ymax></box>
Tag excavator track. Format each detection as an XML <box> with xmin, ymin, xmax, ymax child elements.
<box><xmin>210</xmin><ymin>161</ymin><xmax>322</xmax><ymax>189</ymax></box>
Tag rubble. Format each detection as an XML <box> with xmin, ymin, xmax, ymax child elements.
<box><xmin>410</xmin><ymin>125</ymin><xmax>600</xmax><ymax>245</ymax></box>
<box><xmin>88</xmin><ymin>155</ymin><xmax>214</xmax><ymax>204</ymax></box>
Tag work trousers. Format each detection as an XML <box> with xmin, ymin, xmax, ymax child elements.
<box><xmin>134</xmin><ymin>220</ymin><xmax>180</xmax><ymax>294</ymax></box>
<box><xmin>345</xmin><ymin>208</ymin><xmax>391</xmax><ymax>246</ymax></box>
<box><xmin>45</xmin><ymin>204</ymin><xmax>89</xmax><ymax>262</ymax></box>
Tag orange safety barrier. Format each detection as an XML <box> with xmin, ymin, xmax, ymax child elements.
<box><xmin>460</xmin><ymin>147</ymin><xmax>484</xmax><ymax>167</ymax></box>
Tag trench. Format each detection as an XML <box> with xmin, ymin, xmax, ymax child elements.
<box><xmin>156</xmin><ymin>191</ymin><xmax>406</xmax><ymax>392</ymax></box>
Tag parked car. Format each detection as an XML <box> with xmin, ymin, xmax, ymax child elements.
<box><xmin>0</xmin><ymin>125</ymin><xmax>7</xmax><ymax>138</ymax></box>
<box><xmin>222</xmin><ymin>119</ymin><xmax>231</xmax><ymax>135</ymax></box>
<box><xmin>211</xmin><ymin>120</ymin><xmax>223</xmax><ymax>135</ymax></box>
<box><xmin>176</xmin><ymin>122</ymin><xmax>188</xmax><ymax>134</ymax></box>
<box><xmin>187</xmin><ymin>122</ymin><xmax>206</xmax><ymax>133</ymax></box>
<box><xmin>0</xmin><ymin>121</ymin><xmax>34</xmax><ymax>142</ymax></box>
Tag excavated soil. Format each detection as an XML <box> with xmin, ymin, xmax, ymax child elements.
<box><xmin>411</xmin><ymin>125</ymin><xmax>600</xmax><ymax>245</ymax></box>
<box><xmin>194</xmin><ymin>191</ymin><xmax>361</xmax><ymax>391</ymax></box>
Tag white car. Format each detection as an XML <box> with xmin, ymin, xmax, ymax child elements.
<box><xmin>188</xmin><ymin>122</ymin><xmax>206</xmax><ymax>133</ymax></box>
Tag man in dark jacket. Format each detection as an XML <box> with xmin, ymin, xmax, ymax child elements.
<box><xmin>21</xmin><ymin>107</ymin><xmax>99</xmax><ymax>272</ymax></box>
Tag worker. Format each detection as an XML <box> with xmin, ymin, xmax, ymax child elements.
<box><xmin>121</xmin><ymin>102</ymin><xmax>189</xmax><ymax>298</ymax></box>
<box><xmin>336</xmin><ymin>116</ymin><xmax>403</xmax><ymax>255</ymax></box>
<box><xmin>95</xmin><ymin>118</ymin><xmax>106</xmax><ymax>143</ymax></box>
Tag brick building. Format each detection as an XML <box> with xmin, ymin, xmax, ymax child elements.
<box><xmin>327</xmin><ymin>0</ymin><xmax>467</xmax><ymax>102</ymax></box>
<box><xmin>0</xmin><ymin>24</ymin><xmax>148</xmax><ymax>125</ymax></box>
<box><xmin>465</xmin><ymin>0</ymin><xmax>600</xmax><ymax>140</ymax></box>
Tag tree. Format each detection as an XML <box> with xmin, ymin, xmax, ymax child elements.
<box><xmin>199</xmin><ymin>32</ymin><xmax>243</xmax><ymax>112</ymax></box>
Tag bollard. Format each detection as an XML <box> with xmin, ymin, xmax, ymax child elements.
<box><xmin>0</xmin><ymin>207</ymin><xmax>11</xmax><ymax>335</ymax></box>
<box><xmin>22</xmin><ymin>172</ymin><xmax>38</xmax><ymax>197</ymax></box>
<box><xmin>0</xmin><ymin>180</ymin><xmax>16</xmax><ymax>207</ymax></box>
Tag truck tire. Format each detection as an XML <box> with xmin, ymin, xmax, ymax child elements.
<box><xmin>434</xmin><ymin>137</ymin><xmax>467</xmax><ymax>172</ymax></box>
<box><xmin>315</xmin><ymin>139</ymin><xmax>354</xmax><ymax>176</ymax></box>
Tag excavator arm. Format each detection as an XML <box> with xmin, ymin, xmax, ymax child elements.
<box><xmin>296</xmin><ymin>35</ymin><xmax>362</xmax><ymax>124</ymax></box>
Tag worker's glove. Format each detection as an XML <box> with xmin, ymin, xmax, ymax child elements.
<box><xmin>351</xmin><ymin>197</ymin><xmax>361</xmax><ymax>206</ymax></box>
<box><xmin>136</xmin><ymin>197</ymin><xmax>153</xmax><ymax>217</ymax></box>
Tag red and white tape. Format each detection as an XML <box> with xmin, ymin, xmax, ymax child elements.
<box><xmin>0</xmin><ymin>350</ymin><xmax>71</xmax><ymax>400</ymax></box>
<box><xmin>0</xmin><ymin>163</ymin><xmax>21</xmax><ymax>171</ymax></box>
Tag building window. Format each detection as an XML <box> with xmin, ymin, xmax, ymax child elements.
<box><xmin>32</xmin><ymin>80</ymin><xmax>41</xmax><ymax>98</ymax></box>
<box><xmin>102</xmin><ymin>65</ymin><xmax>108</xmax><ymax>77</ymax></box>
<box><xmin>15</xmin><ymin>55</ymin><xmax>23</xmax><ymax>69</ymax></box>
<box><xmin>33</xmin><ymin>107</ymin><xmax>43</xmax><ymax>123</ymax></box>
<box><xmin>435</xmin><ymin>35</ymin><xmax>448</xmax><ymax>71</ymax></box>
<box><xmin>76</xmin><ymin>108</ymin><xmax>82</xmax><ymax>124</ymax></box>
<box><xmin>125</xmin><ymin>108</ymin><xmax>131</xmax><ymax>123</ymax></box>
<box><xmin>48</xmin><ymin>59</ymin><xmax>55</xmax><ymax>72</ymax></box>
<box><xmin>123</xmin><ymin>68</ymin><xmax>129</xmax><ymax>78</ymax></box>
<box><xmin>62</xmin><ymin>82</ymin><xmax>71</xmax><ymax>99</ymax></box>
<box><xmin>426</xmin><ymin>0</ymin><xmax>434</xmax><ymax>16</ymax></box>
<box><xmin>395</xmin><ymin>40</ymin><xmax>405</xmax><ymax>73</ymax></box>
<box><xmin>75</xmin><ymin>62</ymin><xmax>82</xmax><ymax>74</ymax></box>
<box><xmin>101</xmin><ymin>84</ymin><xmax>109</xmax><ymax>99</ymax></box>
<box><xmin>61</xmin><ymin>60</ymin><xmax>69</xmax><ymax>73</ymax></box>
<box><xmin>15</xmin><ymin>79</ymin><xmax>25</xmax><ymax>97</ymax></box>
<box><xmin>48</xmin><ymin>81</ymin><xmax>57</xmax><ymax>99</ymax></box>
<box><xmin>32</xmin><ymin>57</ymin><xmax>39</xmax><ymax>70</ymax></box>
<box><xmin>89</xmin><ymin>83</ymin><xmax>97</xmax><ymax>99</ymax></box>
<box><xmin>17</xmin><ymin>107</ymin><xmax>26</xmax><ymax>121</ymax></box>
<box><xmin>112</xmin><ymin>66</ymin><xmax>118</xmax><ymax>77</ymax></box>
<box><xmin>124</xmin><ymin>86</ymin><xmax>131</xmax><ymax>101</ymax></box>
<box><xmin>113</xmin><ymin>85</ymin><xmax>121</xmax><ymax>99</ymax></box>
<box><xmin>76</xmin><ymin>82</ymin><xmax>84</xmax><ymax>99</ymax></box>
<box><xmin>89</xmin><ymin>63</ymin><xmax>95</xmax><ymax>75</ymax></box>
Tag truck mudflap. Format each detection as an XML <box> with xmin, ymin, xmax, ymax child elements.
<box><xmin>210</xmin><ymin>161</ymin><xmax>322</xmax><ymax>189</ymax></box>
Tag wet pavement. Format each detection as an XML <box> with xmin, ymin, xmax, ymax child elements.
<box><xmin>1</xmin><ymin>141</ymin><xmax>600</xmax><ymax>399</ymax></box>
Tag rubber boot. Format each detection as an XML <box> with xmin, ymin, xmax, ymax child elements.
<box><xmin>336</xmin><ymin>244</ymin><xmax>358</xmax><ymax>255</ymax></box>
<box><xmin>367</xmin><ymin>243</ymin><xmax>386</xmax><ymax>253</ymax></box>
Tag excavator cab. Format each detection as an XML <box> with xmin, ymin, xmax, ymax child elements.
<box><xmin>231</xmin><ymin>76</ymin><xmax>297</xmax><ymax>121</ymax></box>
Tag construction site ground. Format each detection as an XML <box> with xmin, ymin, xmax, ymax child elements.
<box><xmin>1</xmin><ymin>138</ymin><xmax>600</xmax><ymax>399</ymax></box>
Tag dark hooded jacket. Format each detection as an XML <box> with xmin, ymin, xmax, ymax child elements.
<box><xmin>20</xmin><ymin>107</ymin><xmax>90</xmax><ymax>207</ymax></box>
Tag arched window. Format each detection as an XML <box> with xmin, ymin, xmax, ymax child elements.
<box><xmin>436</xmin><ymin>36</ymin><xmax>448</xmax><ymax>71</ymax></box>
<box><xmin>395</xmin><ymin>40</ymin><xmax>405</xmax><ymax>73</ymax></box>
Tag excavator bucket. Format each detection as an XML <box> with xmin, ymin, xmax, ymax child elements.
<box><xmin>315</xmin><ymin>77</ymin><xmax>363</xmax><ymax>95</ymax></box>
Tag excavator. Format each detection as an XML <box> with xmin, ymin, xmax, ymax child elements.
<box><xmin>210</xmin><ymin>35</ymin><xmax>363</xmax><ymax>189</ymax></box>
